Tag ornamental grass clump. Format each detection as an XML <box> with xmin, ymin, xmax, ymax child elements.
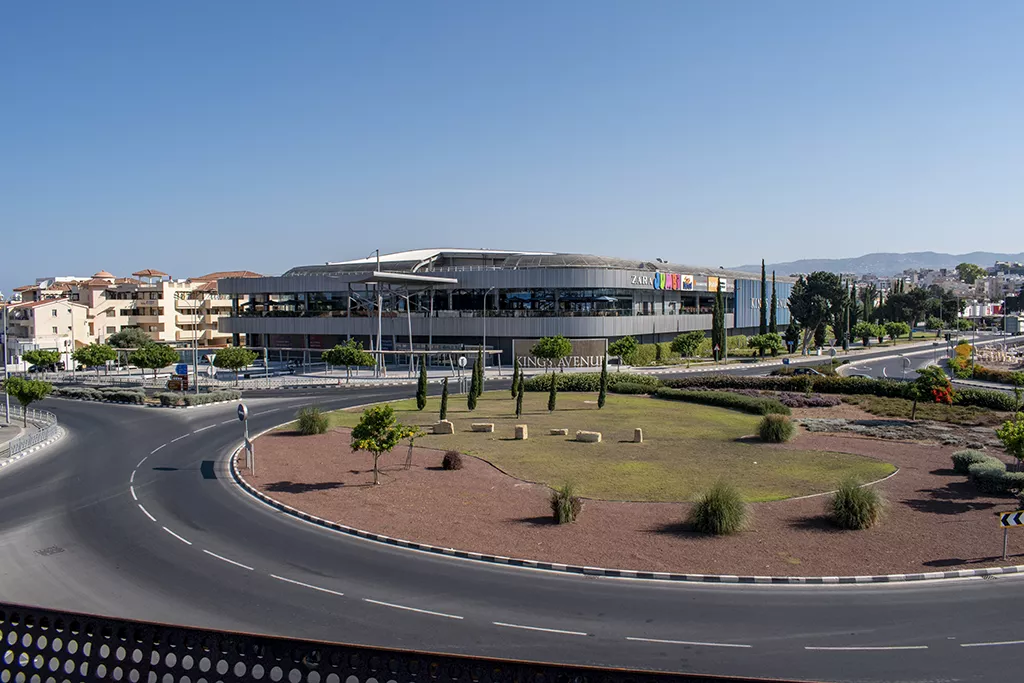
<box><xmin>551</xmin><ymin>483</ymin><xmax>583</xmax><ymax>524</ymax></box>
<box><xmin>441</xmin><ymin>450</ymin><xmax>464</xmax><ymax>471</ymax></box>
<box><xmin>827</xmin><ymin>479</ymin><xmax>885</xmax><ymax>530</ymax></box>
<box><xmin>297</xmin><ymin>406</ymin><xmax>329</xmax><ymax>435</ymax></box>
<box><xmin>758</xmin><ymin>414</ymin><xmax>794</xmax><ymax>442</ymax></box>
<box><xmin>688</xmin><ymin>481</ymin><xmax>747</xmax><ymax>535</ymax></box>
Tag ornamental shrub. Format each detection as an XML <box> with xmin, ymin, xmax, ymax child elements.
<box><xmin>297</xmin><ymin>406</ymin><xmax>329</xmax><ymax>435</ymax></box>
<box><xmin>952</xmin><ymin>449</ymin><xmax>995</xmax><ymax>474</ymax></box>
<box><xmin>155</xmin><ymin>392</ymin><xmax>179</xmax><ymax>406</ymax></box>
<box><xmin>688</xmin><ymin>481</ymin><xmax>747</xmax><ymax>535</ymax></box>
<box><xmin>523</xmin><ymin>372</ymin><xmax>660</xmax><ymax>392</ymax></box>
<box><xmin>608</xmin><ymin>382</ymin><xmax>656</xmax><ymax>395</ymax></box>
<box><xmin>550</xmin><ymin>483</ymin><xmax>582</xmax><ymax>524</ymax></box>
<box><xmin>758</xmin><ymin>414</ymin><xmax>795</xmax><ymax>442</ymax></box>
<box><xmin>442</xmin><ymin>450</ymin><xmax>463</xmax><ymax>471</ymax></box>
<box><xmin>827</xmin><ymin>480</ymin><xmax>885</xmax><ymax>530</ymax></box>
<box><xmin>654</xmin><ymin>387</ymin><xmax>790</xmax><ymax>415</ymax></box>
<box><xmin>966</xmin><ymin>459</ymin><xmax>1024</xmax><ymax>495</ymax></box>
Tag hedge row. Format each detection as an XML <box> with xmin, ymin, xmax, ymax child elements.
<box><xmin>972</xmin><ymin>364</ymin><xmax>1024</xmax><ymax>387</ymax></box>
<box><xmin>966</xmin><ymin>459</ymin><xmax>1024</xmax><ymax>495</ymax></box>
<box><xmin>523</xmin><ymin>372</ymin><xmax>661</xmax><ymax>392</ymax></box>
<box><xmin>54</xmin><ymin>386</ymin><xmax>147</xmax><ymax>404</ymax></box>
<box><xmin>608</xmin><ymin>382</ymin><xmax>656</xmax><ymax>395</ymax></box>
<box><xmin>653</xmin><ymin>387</ymin><xmax>790</xmax><ymax>415</ymax></box>
<box><xmin>155</xmin><ymin>390</ymin><xmax>241</xmax><ymax>406</ymax></box>
<box><xmin>662</xmin><ymin>374</ymin><xmax>1016</xmax><ymax>411</ymax></box>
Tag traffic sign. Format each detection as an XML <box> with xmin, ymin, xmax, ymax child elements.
<box><xmin>175</xmin><ymin>363</ymin><xmax>189</xmax><ymax>375</ymax></box>
<box><xmin>458</xmin><ymin>356</ymin><xmax>468</xmax><ymax>368</ymax></box>
<box><xmin>237</xmin><ymin>403</ymin><xmax>248</xmax><ymax>422</ymax></box>
<box><xmin>829</xmin><ymin>348</ymin><xmax>836</xmax><ymax>358</ymax></box>
<box><xmin>1000</xmin><ymin>511</ymin><xmax>1024</xmax><ymax>527</ymax></box>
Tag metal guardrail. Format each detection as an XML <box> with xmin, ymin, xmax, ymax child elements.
<box><xmin>1</xmin><ymin>406</ymin><xmax>59</xmax><ymax>458</ymax></box>
<box><xmin>0</xmin><ymin>601</ymin><xmax>785</xmax><ymax>683</ymax></box>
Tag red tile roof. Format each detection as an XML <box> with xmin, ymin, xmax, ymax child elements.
<box><xmin>132</xmin><ymin>269</ymin><xmax>169</xmax><ymax>278</ymax></box>
<box><xmin>190</xmin><ymin>270</ymin><xmax>262</xmax><ymax>281</ymax></box>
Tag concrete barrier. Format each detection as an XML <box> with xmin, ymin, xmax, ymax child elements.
<box><xmin>550</xmin><ymin>428</ymin><xmax>568</xmax><ymax>436</ymax></box>
<box><xmin>633</xmin><ymin>428</ymin><xmax>643</xmax><ymax>443</ymax></box>
<box><xmin>433</xmin><ymin>420</ymin><xmax>455</xmax><ymax>435</ymax></box>
<box><xmin>575</xmin><ymin>430</ymin><xmax>602</xmax><ymax>443</ymax></box>
<box><xmin>515</xmin><ymin>424</ymin><xmax>528</xmax><ymax>440</ymax></box>
<box><xmin>471</xmin><ymin>423</ymin><xmax>495</xmax><ymax>433</ymax></box>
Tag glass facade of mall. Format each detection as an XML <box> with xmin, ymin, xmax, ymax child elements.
<box><xmin>217</xmin><ymin>250</ymin><xmax>792</xmax><ymax>364</ymax></box>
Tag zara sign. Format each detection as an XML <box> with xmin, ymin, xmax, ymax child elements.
<box><xmin>630</xmin><ymin>271</ymin><xmax>694</xmax><ymax>291</ymax></box>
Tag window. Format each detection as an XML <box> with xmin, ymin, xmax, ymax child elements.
<box><xmin>51</xmin><ymin>309</ymin><xmax>58</xmax><ymax>317</ymax></box>
<box><xmin>106</xmin><ymin>310</ymin><xmax>115</xmax><ymax>316</ymax></box>
<box><xmin>106</xmin><ymin>326</ymin><xmax>116</xmax><ymax>334</ymax></box>
<box><xmin>52</xmin><ymin>326</ymin><xmax>58</xmax><ymax>334</ymax></box>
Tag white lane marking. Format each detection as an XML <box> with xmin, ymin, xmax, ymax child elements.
<box><xmin>137</xmin><ymin>456</ymin><xmax>148</xmax><ymax>467</ymax></box>
<box><xmin>493</xmin><ymin>621</ymin><xmax>586</xmax><ymax>636</ymax></box>
<box><xmin>193</xmin><ymin>425</ymin><xmax>215</xmax><ymax>433</ymax></box>
<box><xmin>270</xmin><ymin>574</ymin><xmax>345</xmax><ymax>597</ymax></box>
<box><xmin>253</xmin><ymin>409</ymin><xmax>279</xmax><ymax>416</ymax></box>
<box><xmin>129</xmin><ymin>470</ymin><xmax>135</xmax><ymax>483</ymax></box>
<box><xmin>220</xmin><ymin>420</ymin><xmax>235</xmax><ymax>425</ymax></box>
<box><xmin>130</xmin><ymin>486</ymin><xmax>137</xmax><ymax>501</ymax></box>
<box><xmin>626</xmin><ymin>636</ymin><xmax>751</xmax><ymax>648</ymax></box>
<box><xmin>137</xmin><ymin>504</ymin><xmax>156</xmax><ymax>522</ymax></box>
<box><xmin>150</xmin><ymin>445</ymin><xmax>165</xmax><ymax>454</ymax></box>
<box><xmin>202</xmin><ymin>549</ymin><xmax>254</xmax><ymax>571</ymax></box>
<box><xmin>363</xmin><ymin>598</ymin><xmax>463</xmax><ymax>620</ymax></box>
<box><xmin>804</xmin><ymin>645</ymin><xmax>928</xmax><ymax>651</ymax></box>
<box><xmin>960</xmin><ymin>640</ymin><xmax>1024</xmax><ymax>648</ymax></box>
<box><xmin>170</xmin><ymin>434</ymin><xmax>189</xmax><ymax>443</ymax></box>
<box><xmin>162</xmin><ymin>527</ymin><xmax>192</xmax><ymax>546</ymax></box>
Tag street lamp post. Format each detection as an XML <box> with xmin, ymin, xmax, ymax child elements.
<box><xmin>482</xmin><ymin>287</ymin><xmax>495</xmax><ymax>379</ymax></box>
<box><xmin>66</xmin><ymin>306</ymin><xmax>76</xmax><ymax>381</ymax></box>
<box><xmin>1</xmin><ymin>294</ymin><xmax>10</xmax><ymax>424</ymax></box>
<box><xmin>368</xmin><ymin>249</ymin><xmax>382</xmax><ymax>378</ymax></box>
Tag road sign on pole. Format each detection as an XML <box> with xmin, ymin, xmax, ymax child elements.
<box><xmin>999</xmin><ymin>510</ymin><xmax>1024</xmax><ymax>559</ymax></box>
<box><xmin>237</xmin><ymin>403</ymin><xmax>248</xmax><ymax>422</ymax></box>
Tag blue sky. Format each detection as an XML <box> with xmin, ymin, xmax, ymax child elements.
<box><xmin>2</xmin><ymin>1</ymin><xmax>1021</xmax><ymax>292</ymax></box>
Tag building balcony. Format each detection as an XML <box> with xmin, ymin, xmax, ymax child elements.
<box><xmin>130</xmin><ymin>315</ymin><xmax>162</xmax><ymax>323</ymax></box>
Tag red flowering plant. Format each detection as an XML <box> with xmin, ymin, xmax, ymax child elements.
<box><xmin>914</xmin><ymin>365</ymin><xmax>955</xmax><ymax>405</ymax></box>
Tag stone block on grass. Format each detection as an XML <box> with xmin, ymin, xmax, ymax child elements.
<box><xmin>634</xmin><ymin>428</ymin><xmax>643</xmax><ymax>443</ymax></box>
<box><xmin>471</xmin><ymin>423</ymin><xmax>495</xmax><ymax>433</ymax></box>
<box><xmin>515</xmin><ymin>424</ymin><xmax>528</xmax><ymax>440</ymax></box>
<box><xmin>433</xmin><ymin>420</ymin><xmax>455</xmax><ymax>435</ymax></box>
<box><xmin>575</xmin><ymin>430</ymin><xmax>602</xmax><ymax>443</ymax></box>
<box><xmin>550</xmin><ymin>428</ymin><xmax>569</xmax><ymax>436</ymax></box>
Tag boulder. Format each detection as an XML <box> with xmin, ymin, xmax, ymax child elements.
<box><xmin>575</xmin><ymin>430</ymin><xmax>602</xmax><ymax>443</ymax></box>
<box><xmin>515</xmin><ymin>424</ymin><xmax>529</xmax><ymax>440</ymax></box>
<box><xmin>433</xmin><ymin>420</ymin><xmax>455</xmax><ymax>435</ymax></box>
<box><xmin>633</xmin><ymin>428</ymin><xmax>643</xmax><ymax>443</ymax></box>
<box><xmin>471</xmin><ymin>423</ymin><xmax>495</xmax><ymax>433</ymax></box>
<box><xmin>550</xmin><ymin>428</ymin><xmax>569</xmax><ymax>436</ymax></box>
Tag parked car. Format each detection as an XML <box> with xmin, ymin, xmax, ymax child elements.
<box><xmin>792</xmin><ymin>367</ymin><xmax>824</xmax><ymax>376</ymax></box>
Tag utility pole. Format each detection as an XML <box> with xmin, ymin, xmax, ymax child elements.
<box><xmin>67</xmin><ymin>306</ymin><xmax>76</xmax><ymax>381</ymax></box>
<box><xmin>1</xmin><ymin>294</ymin><xmax>10</xmax><ymax>424</ymax></box>
<box><xmin>370</xmin><ymin>249</ymin><xmax>382</xmax><ymax>378</ymax></box>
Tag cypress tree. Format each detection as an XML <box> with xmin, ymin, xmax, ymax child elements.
<box><xmin>759</xmin><ymin>259</ymin><xmax>768</xmax><ymax>335</ymax></box>
<box><xmin>547</xmin><ymin>371</ymin><xmax>557</xmax><ymax>412</ymax></box>
<box><xmin>468</xmin><ymin>377</ymin><xmax>478</xmax><ymax>410</ymax></box>
<box><xmin>474</xmin><ymin>349</ymin><xmax>484</xmax><ymax>397</ymax></box>
<box><xmin>439</xmin><ymin>378</ymin><xmax>449</xmax><ymax>421</ymax></box>
<box><xmin>597</xmin><ymin>355</ymin><xmax>608</xmax><ymax>409</ymax></box>
<box><xmin>515</xmin><ymin>375</ymin><xmax>524</xmax><ymax>418</ymax></box>
<box><xmin>511</xmin><ymin>356</ymin><xmax>520</xmax><ymax>398</ymax></box>
<box><xmin>712</xmin><ymin>280</ymin><xmax>724</xmax><ymax>361</ymax></box>
<box><xmin>415</xmin><ymin>357</ymin><xmax>427</xmax><ymax>410</ymax></box>
<box><xmin>769</xmin><ymin>271</ymin><xmax>778</xmax><ymax>335</ymax></box>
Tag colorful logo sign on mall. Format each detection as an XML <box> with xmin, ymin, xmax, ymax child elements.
<box><xmin>632</xmin><ymin>272</ymin><xmax>694</xmax><ymax>290</ymax></box>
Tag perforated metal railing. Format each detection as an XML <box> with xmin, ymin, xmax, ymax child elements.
<box><xmin>0</xmin><ymin>602</ymin><xmax>787</xmax><ymax>683</ymax></box>
<box><xmin>0</xmin><ymin>406</ymin><xmax>59</xmax><ymax>458</ymax></box>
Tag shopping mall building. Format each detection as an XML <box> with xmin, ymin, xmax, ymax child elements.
<box><xmin>217</xmin><ymin>249</ymin><xmax>794</xmax><ymax>367</ymax></box>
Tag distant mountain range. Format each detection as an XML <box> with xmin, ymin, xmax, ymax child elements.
<box><xmin>734</xmin><ymin>251</ymin><xmax>1024</xmax><ymax>277</ymax></box>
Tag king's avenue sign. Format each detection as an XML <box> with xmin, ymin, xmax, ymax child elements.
<box><xmin>513</xmin><ymin>338</ymin><xmax>609</xmax><ymax>369</ymax></box>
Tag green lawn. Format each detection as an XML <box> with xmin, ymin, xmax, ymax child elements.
<box><xmin>313</xmin><ymin>391</ymin><xmax>894</xmax><ymax>502</ymax></box>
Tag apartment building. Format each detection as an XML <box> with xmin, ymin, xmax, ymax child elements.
<box><xmin>3</xmin><ymin>299</ymin><xmax>91</xmax><ymax>369</ymax></box>
<box><xmin>7</xmin><ymin>268</ymin><xmax>261</xmax><ymax>349</ymax></box>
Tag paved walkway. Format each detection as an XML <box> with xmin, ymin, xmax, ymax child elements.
<box><xmin>0</xmin><ymin>421</ymin><xmax>30</xmax><ymax>455</ymax></box>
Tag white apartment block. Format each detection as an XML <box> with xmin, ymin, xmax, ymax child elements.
<box><xmin>3</xmin><ymin>299</ymin><xmax>91</xmax><ymax>369</ymax></box>
<box><xmin>8</xmin><ymin>268</ymin><xmax>261</xmax><ymax>349</ymax></box>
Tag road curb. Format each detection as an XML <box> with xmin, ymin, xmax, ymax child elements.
<box><xmin>0</xmin><ymin>427</ymin><xmax>66</xmax><ymax>474</ymax></box>
<box><xmin>227</xmin><ymin>420</ymin><xmax>1024</xmax><ymax>586</ymax></box>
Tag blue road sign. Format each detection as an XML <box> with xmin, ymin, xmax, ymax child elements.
<box><xmin>175</xmin><ymin>363</ymin><xmax>189</xmax><ymax>375</ymax></box>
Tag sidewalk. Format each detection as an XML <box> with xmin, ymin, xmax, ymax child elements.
<box><xmin>0</xmin><ymin>421</ymin><xmax>31</xmax><ymax>457</ymax></box>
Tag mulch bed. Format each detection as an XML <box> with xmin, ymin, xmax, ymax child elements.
<box><xmin>246</xmin><ymin>423</ymin><xmax>1023</xmax><ymax>576</ymax></box>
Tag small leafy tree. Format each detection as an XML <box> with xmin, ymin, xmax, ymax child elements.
<box><xmin>350</xmin><ymin>404</ymin><xmax>414</xmax><ymax>485</ymax></box>
<box><xmin>996</xmin><ymin>413</ymin><xmax>1024</xmax><ymax>471</ymax></box>
<box><xmin>852</xmin><ymin>321</ymin><xmax>878</xmax><ymax>347</ymax></box>
<box><xmin>515</xmin><ymin>374</ymin><xmax>524</xmax><ymax>418</ymax></box>
<box><xmin>4</xmin><ymin>376</ymin><xmax>53</xmax><ymax>426</ymax></box>
<box><xmin>915</xmin><ymin>365</ymin><xmax>954</xmax><ymax>405</ymax></box>
<box><xmin>926</xmin><ymin>315</ymin><xmax>943</xmax><ymax>331</ymax></box>
<box><xmin>212</xmin><ymin>346</ymin><xmax>258</xmax><ymax>385</ymax></box>
<box><xmin>129</xmin><ymin>343</ymin><xmax>182</xmax><ymax>381</ymax></box>
<box><xmin>322</xmin><ymin>340</ymin><xmax>375</xmax><ymax>382</ymax></box>
<box><xmin>416</xmin><ymin>358</ymin><xmax>427</xmax><ymax>410</ymax></box>
<box><xmin>547</xmin><ymin>370</ymin><xmax>557</xmax><ymax>412</ymax></box>
<box><xmin>511</xmin><ymin>356</ymin><xmax>520</xmax><ymax>398</ymax></box>
<box><xmin>22</xmin><ymin>349</ymin><xmax>61</xmax><ymax>377</ymax></box>
<box><xmin>955</xmin><ymin>262</ymin><xmax>987</xmax><ymax>285</ymax></box>
<box><xmin>73</xmin><ymin>343</ymin><xmax>117</xmax><ymax>377</ymax></box>
<box><xmin>608</xmin><ymin>336</ymin><xmax>638</xmax><ymax>368</ymax></box>
<box><xmin>531</xmin><ymin>335</ymin><xmax>573</xmax><ymax>373</ymax></box>
<box><xmin>107</xmin><ymin>327</ymin><xmax>151</xmax><ymax>349</ymax></box>
<box><xmin>783</xmin><ymin>324</ymin><xmax>801</xmax><ymax>353</ymax></box>
<box><xmin>439</xmin><ymin>377</ymin><xmax>449</xmax><ymax>420</ymax></box>
<box><xmin>597</xmin><ymin>355</ymin><xmax>608</xmax><ymax>409</ymax></box>
<box><xmin>884</xmin><ymin>321</ymin><xmax>910</xmax><ymax>342</ymax></box>
<box><xmin>748</xmin><ymin>333</ymin><xmax>784</xmax><ymax>357</ymax></box>
<box><xmin>670</xmin><ymin>331</ymin><xmax>704</xmax><ymax>361</ymax></box>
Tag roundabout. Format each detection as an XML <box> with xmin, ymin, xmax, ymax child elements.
<box><xmin>2</xmin><ymin>385</ymin><xmax>1024</xmax><ymax>683</ymax></box>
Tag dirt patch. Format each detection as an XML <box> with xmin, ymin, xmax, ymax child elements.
<box><xmin>245</xmin><ymin>427</ymin><xmax>1024</xmax><ymax>576</ymax></box>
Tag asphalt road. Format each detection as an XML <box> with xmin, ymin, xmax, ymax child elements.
<box><xmin>2</xmin><ymin>374</ymin><xmax>1024</xmax><ymax>681</ymax></box>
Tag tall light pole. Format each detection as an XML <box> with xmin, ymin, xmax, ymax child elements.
<box><xmin>396</xmin><ymin>291</ymin><xmax>415</xmax><ymax>378</ymax></box>
<box><xmin>482</xmin><ymin>287</ymin><xmax>495</xmax><ymax>374</ymax></box>
<box><xmin>368</xmin><ymin>249</ymin><xmax>382</xmax><ymax>378</ymax></box>
<box><xmin>1</xmin><ymin>293</ymin><xmax>10</xmax><ymax>424</ymax></box>
<box><xmin>66</xmin><ymin>306</ymin><xmax>76</xmax><ymax>381</ymax></box>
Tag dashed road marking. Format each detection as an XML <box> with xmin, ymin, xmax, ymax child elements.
<box><xmin>129</xmin><ymin>470</ymin><xmax>135</xmax><ymax>483</ymax></box>
<box><xmin>137</xmin><ymin>456</ymin><xmax>149</xmax><ymax>467</ymax></box>
<box><xmin>170</xmin><ymin>434</ymin><xmax>189</xmax><ymax>443</ymax></box>
<box><xmin>220</xmin><ymin>420</ymin><xmax>235</xmax><ymax>425</ymax></box>
<box><xmin>960</xmin><ymin>640</ymin><xmax>1024</xmax><ymax>648</ymax></box>
<box><xmin>202</xmin><ymin>549</ymin><xmax>253</xmax><ymax>571</ymax></box>
<box><xmin>493</xmin><ymin>621</ymin><xmax>586</xmax><ymax>636</ymax></box>
<box><xmin>363</xmin><ymin>598</ymin><xmax>463</xmax><ymax>620</ymax></box>
<box><xmin>626</xmin><ymin>636</ymin><xmax>751</xmax><ymax>648</ymax></box>
<box><xmin>804</xmin><ymin>645</ymin><xmax>928</xmax><ymax>651</ymax></box>
<box><xmin>137</xmin><ymin>504</ymin><xmax>156</xmax><ymax>522</ymax></box>
<box><xmin>162</xmin><ymin>527</ymin><xmax>192</xmax><ymax>546</ymax></box>
<box><xmin>270</xmin><ymin>574</ymin><xmax>345</xmax><ymax>597</ymax></box>
<box><xmin>130</xmin><ymin>486</ymin><xmax>137</xmax><ymax>501</ymax></box>
<box><xmin>253</xmin><ymin>409</ymin><xmax>279</xmax><ymax>416</ymax></box>
<box><xmin>193</xmin><ymin>425</ymin><xmax>215</xmax><ymax>433</ymax></box>
<box><xmin>150</xmin><ymin>445</ymin><xmax>165</xmax><ymax>454</ymax></box>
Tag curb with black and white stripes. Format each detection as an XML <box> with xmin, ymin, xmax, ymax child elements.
<box><xmin>0</xmin><ymin>427</ymin><xmax>66</xmax><ymax>473</ymax></box>
<box><xmin>228</xmin><ymin>429</ymin><xmax>1024</xmax><ymax>586</ymax></box>
<box><xmin>243</xmin><ymin>380</ymin><xmax>417</xmax><ymax>392</ymax></box>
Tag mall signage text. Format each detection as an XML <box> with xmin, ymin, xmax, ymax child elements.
<box><xmin>631</xmin><ymin>271</ymin><xmax>694</xmax><ymax>291</ymax></box>
<box><xmin>513</xmin><ymin>338</ymin><xmax>609</xmax><ymax>369</ymax></box>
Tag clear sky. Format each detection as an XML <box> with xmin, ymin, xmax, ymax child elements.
<box><xmin>2</xmin><ymin>1</ymin><xmax>1021</xmax><ymax>293</ymax></box>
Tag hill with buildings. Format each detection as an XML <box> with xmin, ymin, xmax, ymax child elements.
<box><xmin>736</xmin><ymin>251</ymin><xmax>1024</xmax><ymax>277</ymax></box>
